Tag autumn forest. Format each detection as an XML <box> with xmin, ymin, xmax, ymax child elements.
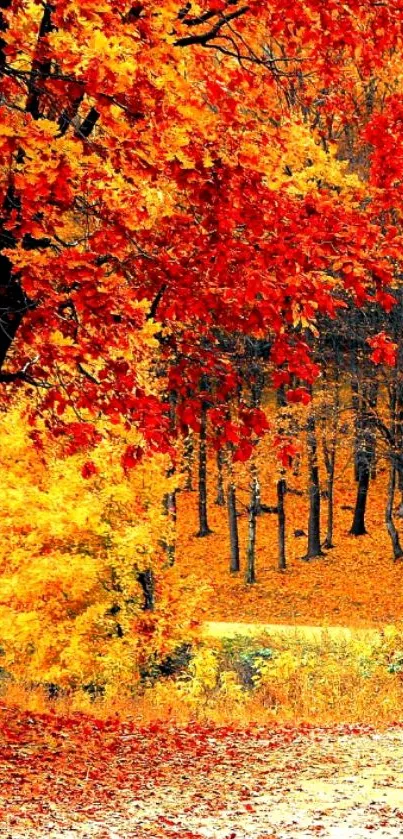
<box><xmin>2</xmin><ymin>1</ymin><xmax>403</xmax><ymax>836</ymax></box>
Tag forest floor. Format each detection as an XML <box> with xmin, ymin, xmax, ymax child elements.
<box><xmin>176</xmin><ymin>448</ymin><xmax>403</xmax><ymax>628</ymax></box>
<box><xmin>1</xmin><ymin>708</ymin><xmax>403</xmax><ymax>838</ymax></box>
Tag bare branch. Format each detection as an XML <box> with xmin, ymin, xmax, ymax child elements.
<box><xmin>174</xmin><ymin>6</ymin><xmax>249</xmax><ymax>47</ymax></box>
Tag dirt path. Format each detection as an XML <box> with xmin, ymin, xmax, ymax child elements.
<box><xmin>1</xmin><ymin>710</ymin><xmax>403</xmax><ymax>839</ymax></box>
<box><xmin>113</xmin><ymin>726</ymin><xmax>403</xmax><ymax>839</ymax></box>
<box><xmin>113</xmin><ymin>727</ymin><xmax>403</xmax><ymax>839</ymax></box>
<box><xmin>203</xmin><ymin>620</ymin><xmax>382</xmax><ymax>642</ymax></box>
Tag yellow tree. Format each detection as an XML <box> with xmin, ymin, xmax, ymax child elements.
<box><xmin>0</xmin><ymin>392</ymin><xmax>202</xmax><ymax>693</ymax></box>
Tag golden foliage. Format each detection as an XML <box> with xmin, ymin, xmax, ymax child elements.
<box><xmin>0</xmin><ymin>402</ymin><xmax>200</xmax><ymax>690</ymax></box>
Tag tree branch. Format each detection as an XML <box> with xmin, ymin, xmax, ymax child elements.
<box><xmin>147</xmin><ymin>283</ymin><xmax>167</xmax><ymax>320</ymax></box>
<box><xmin>174</xmin><ymin>6</ymin><xmax>249</xmax><ymax>47</ymax></box>
<box><xmin>0</xmin><ymin>359</ymin><xmax>51</xmax><ymax>388</ymax></box>
<box><xmin>76</xmin><ymin>107</ymin><xmax>100</xmax><ymax>139</ymax></box>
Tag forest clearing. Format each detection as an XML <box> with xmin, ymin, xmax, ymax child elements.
<box><xmin>177</xmin><ymin>450</ymin><xmax>403</xmax><ymax>628</ymax></box>
<box><xmin>3</xmin><ymin>0</ymin><xmax>403</xmax><ymax>836</ymax></box>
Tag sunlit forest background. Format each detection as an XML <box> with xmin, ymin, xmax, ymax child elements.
<box><xmin>2</xmin><ymin>1</ymin><xmax>403</xmax><ymax>835</ymax></box>
<box><xmin>1</xmin><ymin>0</ymin><xmax>403</xmax><ymax>719</ymax></box>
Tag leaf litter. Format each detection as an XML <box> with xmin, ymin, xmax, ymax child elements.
<box><xmin>1</xmin><ymin>708</ymin><xmax>403</xmax><ymax>838</ymax></box>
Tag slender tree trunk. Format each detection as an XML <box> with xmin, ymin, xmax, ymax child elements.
<box><xmin>370</xmin><ymin>445</ymin><xmax>377</xmax><ymax>481</ymax></box>
<box><xmin>277</xmin><ymin>477</ymin><xmax>286</xmax><ymax>571</ymax></box>
<box><xmin>276</xmin><ymin>383</ymin><xmax>287</xmax><ymax>408</ymax></box>
<box><xmin>396</xmin><ymin>469</ymin><xmax>403</xmax><ymax>518</ymax></box>
<box><xmin>322</xmin><ymin>385</ymin><xmax>339</xmax><ymax>550</ymax></box>
<box><xmin>137</xmin><ymin>569</ymin><xmax>155</xmax><ymax>611</ymax></box>
<box><xmin>396</xmin><ymin>429</ymin><xmax>403</xmax><ymax>517</ymax></box>
<box><xmin>391</xmin><ymin>350</ymin><xmax>403</xmax><ymax>518</ymax></box>
<box><xmin>245</xmin><ymin>473</ymin><xmax>258</xmax><ymax>584</ymax></box>
<box><xmin>350</xmin><ymin>455</ymin><xmax>370</xmax><ymax>535</ymax></box>
<box><xmin>350</xmin><ymin>374</ymin><xmax>378</xmax><ymax>536</ymax></box>
<box><xmin>305</xmin><ymin>412</ymin><xmax>323</xmax><ymax>559</ymax></box>
<box><xmin>292</xmin><ymin>451</ymin><xmax>301</xmax><ymax>477</ymax></box>
<box><xmin>395</xmin><ymin>378</ymin><xmax>403</xmax><ymax>517</ymax></box>
<box><xmin>249</xmin><ymin>366</ymin><xmax>263</xmax><ymax>514</ymax></box>
<box><xmin>386</xmin><ymin>357</ymin><xmax>403</xmax><ymax>557</ymax></box>
<box><xmin>368</xmin><ymin>380</ymin><xmax>378</xmax><ymax>481</ymax></box>
<box><xmin>197</xmin><ymin>399</ymin><xmax>212</xmax><ymax>537</ymax></box>
<box><xmin>323</xmin><ymin>459</ymin><xmax>335</xmax><ymax>549</ymax></box>
<box><xmin>386</xmin><ymin>459</ymin><xmax>403</xmax><ymax>560</ymax></box>
<box><xmin>161</xmin><ymin>391</ymin><xmax>177</xmax><ymax>565</ymax></box>
<box><xmin>350</xmin><ymin>401</ymin><xmax>372</xmax><ymax>537</ymax></box>
<box><xmin>350</xmin><ymin>323</ymin><xmax>361</xmax><ymax>483</ymax></box>
<box><xmin>216</xmin><ymin>447</ymin><xmax>225</xmax><ymax>506</ymax></box>
<box><xmin>352</xmin><ymin>376</ymin><xmax>360</xmax><ymax>483</ymax></box>
<box><xmin>227</xmin><ymin>480</ymin><xmax>240</xmax><ymax>573</ymax></box>
<box><xmin>350</xmin><ymin>383</ymin><xmax>374</xmax><ymax>537</ymax></box>
<box><xmin>251</xmin><ymin>460</ymin><xmax>262</xmax><ymax>514</ymax></box>
<box><xmin>0</xmin><ymin>193</ymin><xmax>33</xmax><ymax>374</ymax></box>
<box><xmin>163</xmin><ymin>489</ymin><xmax>176</xmax><ymax>566</ymax></box>
<box><xmin>183</xmin><ymin>431</ymin><xmax>194</xmax><ymax>492</ymax></box>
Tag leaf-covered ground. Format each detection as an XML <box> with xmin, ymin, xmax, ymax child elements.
<box><xmin>2</xmin><ymin>707</ymin><xmax>403</xmax><ymax>838</ymax></box>
<box><xmin>177</xmin><ymin>447</ymin><xmax>403</xmax><ymax>628</ymax></box>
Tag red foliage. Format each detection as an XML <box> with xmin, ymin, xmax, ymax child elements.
<box><xmin>81</xmin><ymin>461</ymin><xmax>98</xmax><ymax>479</ymax></box>
<box><xmin>368</xmin><ymin>333</ymin><xmax>398</xmax><ymax>367</ymax></box>
<box><xmin>0</xmin><ymin>705</ymin><xmax>380</xmax><ymax>837</ymax></box>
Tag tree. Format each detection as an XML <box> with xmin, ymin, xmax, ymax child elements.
<box><xmin>3</xmin><ymin>0</ymin><xmax>403</xmax><ymax>614</ymax></box>
<box><xmin>1</xmin><ymin>0</ymin><xmax>400</xmax><ymax>455</ymax></box>
<box><xmin>0</xmin><ymin>400</ymin><xmax>200</xmax><ymax>692</ymax></box>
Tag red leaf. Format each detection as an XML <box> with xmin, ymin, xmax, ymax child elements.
<box><xmin>367</xmin><ymin>332</ymin><xmax>397</xmax><ymax>367</ymax></box>
<box><xmin>122</xmin><ymin>445</ymin><xmax>144</xmax><ymax>472</ymax></box>
<box><xmin>233</xmin><ymin>441</ymin><xmax>253</xmax><ymax>462</ymax></box>
<box><xmin>81</xmin><ymin>461</ymin><xmax>98</xmax><ymax>479</ymax></box>
<box><xmin>287</xmin><ymin>387</ymin><xmax>311</xmax><ymax>405</ymax></box>
<box><xmin>375</xmin><ymin>290</ymin><xmax>397</xmax><ymax>313</ymax></box>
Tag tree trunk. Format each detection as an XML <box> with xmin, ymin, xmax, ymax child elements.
<box><xmin>137</xmin><ymin>569</ymin><xmax>155</xmax><ymax>611</ymax></box>
<box><xmin>245</xmin><ymin>473</ymin><xmax>258</xmax><ymax>584</ymax></box>
<box><xmin>161</xmin><ymin>391</ymin><xmax>177</xmax><ymax>565</ymax></box>
<box><xmin>277</xmin><ymin>477</ymin><xmax>286</xmax><ymax>571</ymax></box>
<box><xmin>216</xmin><ymin>447</ymin><xmax>225</xmax><ymax>506</ymax></box>
<box><xmin>396</xmin><ymin>450</ymin><xmax>403</xmax><ymax>518</ymax></box>
<box><xmin>385</xmin><ymin>460</ymin><xmax>403</xmax><ymax>561</ymax></box>
<box><xmin>322</xmin><ymin>429</ymin><xmax>336</xmax><ymax>550</ymax></box>
<box><xmin>276</xmin><ymin>383</ymin><xmax>287</xmax><ymax>408</ymax></box>
<box><xmin>352</xmin><ymin>376</ymin><xmax>360</xmax><ymax>483</ymax></box>
<box><xmin>368</xmin><ymin>380</ymin><xmax>378</xmax><ymax>481</ymax></box>
<box><xmin>0</xmin><ymin>4</ymin><xmax>101</xmax><ymax>383</ymax></box>
<box><xmin>350</xmin><ymin>330</ymin><xmax>360</xmax><ymax>483</ymax></box>
<box><xmin>305</xmin><ymin>413</ymin><xmax>323</xmax><ymax>559</ymax></box>
<box><xmin>322</xmin><ymin>378</ymin><xmax>340</xmax><ymax>550</ymax></box>
<box><xmin>183</xmin><ymin>431</ymin><xmax>194</xmax><ymax>492</ymax></box>
<box><xmin>162</xmin><ymin>489</ymin><xmax>176</xmax><ymax>566</ymax></box>
<box><xmin>251</xmin><ymin>460</ymin><xmax>262</xmax><ymax>514</ymax></box>
<box><xmin>395</xmin><ymin>378</ymin><xmax>403</xmax><ymax>517</ymax></box>
<box><xmin>350</xmin><ymin>383</ymin><xmax>374</xmax><ymax>537</ymax></box>
<box><xmin>350</xmin><ymin>405</ymin><xmax>372</xmax><ymax>537</ymax></box>
<box><xmin>292</xmin><ymin>452</ymin><xmax>301</xmax><ymax>477</ymax></box>
<box><xmin>0</xmin><ymin>202</ymin><xmax>33</xmax><ymax>375</ymax></box>
<box><xmin>396</xmin><ymin>462</ymin><xmax>403</xmax><ymax>517</ymax></box>
<box><xmin>350</xmin><ymin>455</ymin><xmax>370</xmax><ymax>535</ymax></box>
<box><xmin>227</xmin><ymin>481</ymin><xmax>240</xmax><ymax>573</ymax></box>
<box><xmin>197</xmin><ymin>399</ymin><xmax>212</xmax><ymax>537</ymax></box>
<box><xmin>323</xmin><ymin>464</ymin><xmax>335</xmax><ymax>549</ymax></box>
<box><xmin>322</xmin><ymin>421</ymin><xmax>336</xmax><ymax>549</ymax></box>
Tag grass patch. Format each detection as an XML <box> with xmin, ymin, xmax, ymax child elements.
<box><xmin>2</xmin><ymin>626</ymin><xmax>403</xmax><ymax>726</ymax></box>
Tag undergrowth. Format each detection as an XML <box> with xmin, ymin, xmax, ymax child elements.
<box><xmin>2</xmin><ymin>625</ymin><xmax>403</xmax><ymax>726</ymax></box>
